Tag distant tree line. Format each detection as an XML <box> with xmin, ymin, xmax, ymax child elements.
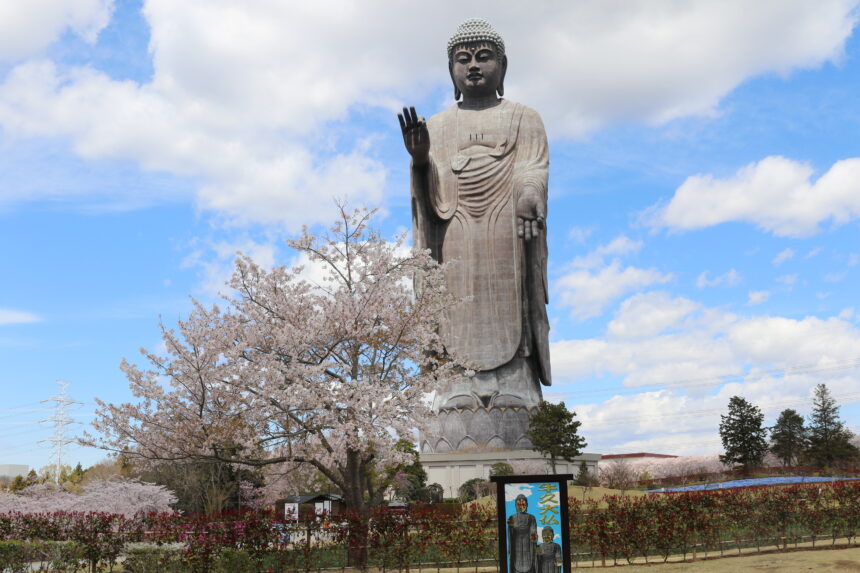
<box><xmin>719</xmin><ymin>383</ymin><xmax>859</xmax><ymax>473</ymax></box>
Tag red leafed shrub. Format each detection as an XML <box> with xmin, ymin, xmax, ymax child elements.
<box><xmin>1</xmin><ymin>481</ymin><xmax>858</xmax><ymax>569</ymax></box>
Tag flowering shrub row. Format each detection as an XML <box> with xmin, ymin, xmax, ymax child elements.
<box><xmin>1</xmin><ymin>480</ymin><xmax>858</xmax><ymax>570</ymax></box>
<box><xmin>0</xmin><ymin>505</ymin><xmax>497</xmax><ymax>571</ymax></box>
<box><xmin>569</xmin><ymin>480</ymin><xmax>860</xmax><ymax>565</ymax></box>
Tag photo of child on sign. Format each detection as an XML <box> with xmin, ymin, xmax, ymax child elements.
<box><xmin>504</xmin><ymin>482</ymin><xmax>565</xmax><ymax>573</ymax></box>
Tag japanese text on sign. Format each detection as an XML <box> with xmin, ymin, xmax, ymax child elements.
<box><xmin>537</xmin><ymin>482</ymin><xmax>559</xmax><ymax>525</ymax></box>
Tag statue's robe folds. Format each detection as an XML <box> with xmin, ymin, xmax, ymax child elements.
<box><xmin>411</xmin><ymin>99</ymin><xmax>551</xmax><ymax>411</ymax></box>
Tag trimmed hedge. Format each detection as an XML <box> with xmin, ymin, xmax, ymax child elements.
<box><xmin>1</xmin><ymin>480</ymin><xmax>858</xmax><ymax>570</ymax></box>
<box><xmin>0</xmin><ymin>540</ymin><xmax>85</xmax><ymax>572</ymax></box>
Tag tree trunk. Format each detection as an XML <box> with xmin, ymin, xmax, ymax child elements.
<box><xmin>346</xmin><ymin>515</ymin><xmax>369</xmax><ymax>568</ymax></box>
<box><xmin>344</xmin><ymin>448</ymin><xmax>369</xmax><ymax>568</ymax></box>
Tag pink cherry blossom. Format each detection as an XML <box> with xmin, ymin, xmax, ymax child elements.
<box><xmin>85</xmin><ymin>205</ymin><xmax>463</xmax><ymax>519</ymax></box>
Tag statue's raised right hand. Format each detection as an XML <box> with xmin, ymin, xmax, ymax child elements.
<box><xmin>398</xmin><ymin>106</ymin><xmax>430</xmax><ymax>167</ymax></box>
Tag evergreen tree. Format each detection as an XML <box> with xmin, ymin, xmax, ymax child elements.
<box><xmin>70</xmin><ymin>463</ymin><xmax>85</xmax><ymax>484</ymax></box>
<box><xmin>10</xmin><ymin>475</ymin><xmax>26</xmax><ymax>492</ymax></box>
<box><xmin>389</xmin><ymin>440</ymin><xmax>429</xmax><ymax>502</ymax></box>
<box><xmin>574</xmin><ymin>460</ymin><xmax>595</xmax><ymax>486</ymax></box>
<box><xmin>805</xmin><ymin>384</ymin><xmax>859</xmax><ymax>468</ymax></box>
<box><xmin>719</xmin><ymin>396</ymin><xmax>768</xmax><ymax>472</ymax></box>
<box><xmin>769</xmin><ymin>408</ymin><xmax>808</xmax><ymax>466</ymax></box>
<box><xmin>489</xmin><ymin>462</ymin><xmax>514</xmax><ymax>477</ymax></box>
<box><xmin>426</xmin><ymin>483</ymin><xmax>443</xmax><ymax>503</ymax></box>
<box><xmin>526</xmin><ymin>401</ymin><xmax>587</xmax><ymax>473</ymax></box>
<box><xmin>458</xmin><ymin>477</ymin><xmax>488</xmax><ymax>502</ymax></box>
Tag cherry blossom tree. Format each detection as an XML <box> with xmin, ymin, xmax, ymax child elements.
<box><xmin>613</xmin><ymin>454</ymin><xmax>730</xmax><ymax>484</ymax></box>
<box><xmin>87</xmin><ymin>207</ymin><xmax>460</xmax><ymax>521</ymax></box>
<box><xmin>0</xmin><ymin>478</ymin><xmax>176</xmax><ymax>515</ymax></box>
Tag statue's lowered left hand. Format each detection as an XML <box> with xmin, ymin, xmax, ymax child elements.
<box><xmin>516</xmin><ymin>187</ymin><xmax>546</xmax><ymax>241</ymax></box>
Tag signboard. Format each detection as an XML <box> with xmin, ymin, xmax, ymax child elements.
<box><xmin>491</xmin><ymin>474</ymin><xmax>572</xmax><ymax>573</ymax></box>
<box><xmin>314</xmin><ymin>499</ymin><xmax>331</xmax><ymax>517</ymax></box>
<box><xmin>284</xmin><ymin>502</ymin><xmax>299</xmax><ymax>521</ymax></box>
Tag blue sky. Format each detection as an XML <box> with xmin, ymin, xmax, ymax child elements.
<box><xmin>1</xmin><ymin>1</ymin><xmax>859</xmax><ymax>472</ymax></box>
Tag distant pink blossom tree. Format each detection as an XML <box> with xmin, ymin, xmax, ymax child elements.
<box><xmin>510</xmin><ymin>459</ymin><xmax>547</xmax><ymax>475</ymax></box>
<box><xmin>0</xmin><ymin>478</ymin><xmax>176</xmax><ymax>515</ymax></box>
<box><xmin>238</xmin><ymin>480</ymin><xmax>266</xmax><ymax>511</ymax></box>
<box><xmin>620</xmin><ymin>454</ymin><xmax>730</xmax><ymax>483</ymax></box>
<box><xmin>86</xmin><ymin>207</ymin><xmax>460</xmax><ymax>524</ymax></box>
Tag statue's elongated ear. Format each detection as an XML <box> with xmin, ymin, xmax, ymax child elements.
<box><xmin>449</xmin><ymin>61</ymin><xmax>461</xmax><ymax>101</ymax></box>
<box><xmin>497</xmin><ymin>54</ymin><xmax>508</xmax><ymax>97</ymax></box>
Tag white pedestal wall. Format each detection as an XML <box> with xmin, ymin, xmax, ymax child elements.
<box><xmin>421</xmin><ymin>450</ymin><xmax>602</xmax><ymax>499</ymax></box>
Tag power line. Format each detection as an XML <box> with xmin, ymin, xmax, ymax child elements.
<box><xmin>0</xmin><ymin>401</ymin><xmax>46</xmax><ymax>412</ymax></box>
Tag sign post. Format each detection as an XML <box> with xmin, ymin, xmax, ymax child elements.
<box><xmin>490</xmin><ymin>474</ymin><xmax>573</xmax><ymax>573</ymax></box>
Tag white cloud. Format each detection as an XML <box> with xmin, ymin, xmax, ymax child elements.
<box><xmin>505</xmin><ymin>483</ymin><xmax>534</xmax><ymax>499</ymax></box>
<box><xmin>607</xmin><ymin>292</ymin><xmax>699</xmax><ymax>339</ymax></box>
<box><xmin>552</xmin><ymin>294</ymin><xmax>739</xmax><ymax>388</ymax></box>
<box><xmin>507</xmin><ymin>1</ymin><xmax>858</xmax><ymax>136</ymax></box>
<box><xmin>728</xmin><ymin>315</ymin><xmax>860</xmax><ymax>364</ymax></box>
<box><xmin>567</xmin><ymin>226</ymin><xmax>594</xmax><ymax>244</ymax></box>
<box><xmin>0</xmin><ymin>60</ymin><xmax>387</xmax><ymax>228</ymax></box>
<box><xmin>571</xmin><ymin>235</ymin><xmax>643</xmax><ymax>269</ymax></box>
<box><xmin>553</xmin><ymin>294</ymin><xmax>860</xmax><ymax>391</ymax></box>
<box><xmin>553</xmin><ymin>297</ymin><xmax>860</xmax><ymax>453</ymax></box>
<box><xmin>777</xmin><ymin>274</ymin><xmax>798</xmax><ymax>286</ymax></box>
<box><xmin>182</xmin><ymin>237</ymin><xmax>278</xmax><ymax>299</ymax></box>
<box><xmin>576</xmin><ymin>391</ymin><xmax>720</xmax><ymax>443</ymax></box>
<box><xmin>183</xmin><ymin>235</ymin><xmax>414</xmax><ymax>301</ymax></box>
<box><xmin>773</xmin><ymin>248</ymin><xmax>795</xmax><ymax>265</ymax></box>
<box><xmin>0</xmin><ymin>308</ymin><xmax>41</xmax><ymax>325</ymax></box>
<box><xmin>645</xmin><ymin>156</ymin><xmax>860</xmax><ymax>237</ymax></box>
<box><xmin>0</xmin><ymin>2</ymin><xmax>857</xmax><ymax>224</ymax></box>
<box><xmin>580</xmin><ymin>366</ymin><xmax>860</xmax><ymax>454</ymax></box>
<box><xmin>695</xmin><ymin>269</ymin><xmax>741</xmax><ymax>288</ymax></box>
<box><xmin>555</xmin><ymin>236</ymin><xmax>671</xmax><ymax>320</ymax></box>
<box><xmin>555</xmin><ymin>260</ymin><xmax>673</xmax><ymax>320</ymax></box>
<box><xmin>0</xmin><ymin>0</ymin><xmax>112</xmax><ymax>61</ymax></box>
<box><xmin>804</xmin><ymin>247</ymin><xmax>822</xmax><ymax>259</ymax></box>
<box><xmin>746</xmin><ymin>290</ymin><xmax>770</xmax><ymax>305</ymax></box>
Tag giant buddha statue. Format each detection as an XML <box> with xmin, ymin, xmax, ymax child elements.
<box><xmin>399</xmin><ymin>19</ymin><xmax>551</xmax><ymax>452</ymax></box>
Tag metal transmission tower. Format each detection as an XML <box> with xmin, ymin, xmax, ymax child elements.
<box><xmin>39</xmin><ymin>380</ymin><xmax>82</xmax><ymax>484</ymax></box>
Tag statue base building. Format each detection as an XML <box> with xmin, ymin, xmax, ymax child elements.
<box><xmin>421</xmin><ymin>450</ymin><xmax>602</xmax><ymax>499</ymax></box>
<box><xmin>421</xmin><ymin>405</ymin><xmax>535</xmax><ymax>453</ymax></box>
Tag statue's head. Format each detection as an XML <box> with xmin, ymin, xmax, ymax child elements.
<box><xmin>542</xmin><ymin>526</ymin><xmax>554</xmax><ymax>543</ymax></box>
<box><xmin>447</xmin><ymin>18</ymin><xmax>507</xmax><ymax>101</ymax></box>
<box><xmin>514</xmin><ymin>493</ymin><xmax>528</xmax><ymax>513</ymax></box>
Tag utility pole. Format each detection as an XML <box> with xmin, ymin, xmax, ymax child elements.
<box><xmin>39</xmin><ymin>380</ymin><xmax>81</xmax><ymax>484</ymax></box>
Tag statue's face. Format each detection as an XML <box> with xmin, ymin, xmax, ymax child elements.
<box><xmin>450</xmin><ymin>42</ymin><xmax>504</xmax><ymax>99</ymax></box>
<box><xmin>542</xmin><ymin>529</ymin><xmax>553</xmax><ymax>542</ymax></box>
<box><xmin>515</xmin><ymin>496</ymin><xmax>527</xmax><ymax>513</ymax></box>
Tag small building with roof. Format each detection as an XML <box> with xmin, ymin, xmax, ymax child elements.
<box><xmin>277</xmin><ymin>493</ymin><xmax>344</xmax><ymax>521</ymax></box>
